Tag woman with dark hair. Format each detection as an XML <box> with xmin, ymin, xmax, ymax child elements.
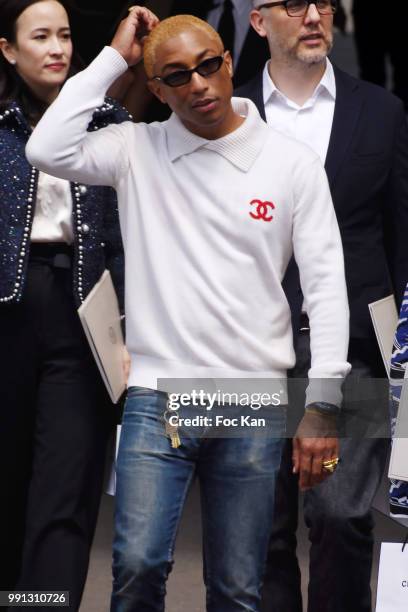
<box><xmin>0</xmin><ymin>1</ymin><xmax>129</xmax><ymax>608</ymax></box>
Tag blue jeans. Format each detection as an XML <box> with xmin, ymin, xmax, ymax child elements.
<box><xmin>111</xmin><ymin>387</ymin><xmax>285</xmax><ymax>612</ymax></box>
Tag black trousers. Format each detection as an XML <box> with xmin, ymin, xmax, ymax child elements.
<box><xmin>0</xmin><ymin>254</ymin><xmax>114</xmax><ymax>611</ymax></box>
<box><xmin>261</xmin><ymin>333</ymin><xmax>389</xmax><ymax>612</ymax></box>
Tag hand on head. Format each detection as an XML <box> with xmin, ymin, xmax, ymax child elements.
<box><xmin>111</xmin><ymin>5</ymin><xmax>159</xmax><ymax>67</ymax></box>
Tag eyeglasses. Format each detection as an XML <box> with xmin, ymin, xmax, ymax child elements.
<box><xmin>256</xmin><ymin>0</ymin><xmax>337</xmax><ymax>17</ymax></box>
<box><xmin>152</xmin><ymin>55</ymin><xmax>224</xmax><ymax>88</ymax></box>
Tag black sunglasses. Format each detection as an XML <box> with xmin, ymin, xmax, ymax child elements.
<box><xmin>152</xmin><ymin>55</ymin><xmax>225</xmax><ymax>88</ymax></box>
<box><xmin>256</xmin><ymin>0</ymin><xmax>337</xmax><ymax>17</ymax></box>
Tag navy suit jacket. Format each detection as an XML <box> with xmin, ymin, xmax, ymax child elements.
<box><xmin>237</xmin><ymin>66</ymin><xmax>408</xmax><ymax>342</ymax></box>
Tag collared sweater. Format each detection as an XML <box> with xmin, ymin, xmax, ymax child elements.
<box><xmin>27</xmin><ymin>46</ymin><xmax>350</xmax><ymax>404</ymax></box>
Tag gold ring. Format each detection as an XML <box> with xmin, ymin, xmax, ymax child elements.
<box><xmin>322</xmin><ymin>458</ymin><xmax>339</xmax><ymax>473</ymax></box>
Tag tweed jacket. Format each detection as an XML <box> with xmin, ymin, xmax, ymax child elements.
<box><xmin>0</xmin><ymin>97</ymin><xmax>130</xmax><ymax>310</ymax></box>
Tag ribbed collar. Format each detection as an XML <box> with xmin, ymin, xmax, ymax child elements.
<box><xmin>165</xmin><ymin>97</ymin><xmax>270</xmax><ymax>172</ymax></box>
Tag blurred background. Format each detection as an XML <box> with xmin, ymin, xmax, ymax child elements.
<box><xmin>67</xmin><ymin>0</ymin><xmax>408</xmax><ymax>111</ymax></box>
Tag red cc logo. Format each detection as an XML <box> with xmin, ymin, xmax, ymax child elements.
<box><xmin>249</xmin><ymin>199</ymin><xmax>275</xmax><ymax>222</ymax></box>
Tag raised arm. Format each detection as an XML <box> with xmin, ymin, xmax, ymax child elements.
<box><xmin>26</xmin><ymin>6</ymin><xmax>159</xmax><ymax>187</ymax></box>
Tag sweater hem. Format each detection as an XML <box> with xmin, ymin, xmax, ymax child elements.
<box><xmin>128</xmin><ymin>354</ymin><xmax>289</xmax><ymax>400</ymax></box>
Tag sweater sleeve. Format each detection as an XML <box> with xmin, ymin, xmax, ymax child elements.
<box><xmin>26</xmin><ymin>47</ymin><xmax>131</xmax><ymax>188</ymax></box>
<box><xmin>292</xmin><ymin>156</ymin><xmax>351</xmax><ymax>407</ymax></box>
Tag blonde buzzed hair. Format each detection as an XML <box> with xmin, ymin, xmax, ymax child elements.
<box><xmin>143</xmin><ymin>15</ymin><xmax>223</xmax><ymax>79</ymax></box>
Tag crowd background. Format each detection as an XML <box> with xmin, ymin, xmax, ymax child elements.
<box><xmin>65</xmin><ymin>1</ymin><xmax>408</xmax><ymax>111</ymax></box>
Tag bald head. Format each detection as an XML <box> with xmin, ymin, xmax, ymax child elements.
<box><xmin>143</xmin><ymin>14</ymin><xmax>223</xmax><ymax>79</ymax></box>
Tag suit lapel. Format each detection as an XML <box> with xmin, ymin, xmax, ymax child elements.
<box><xmin>234</xmin><ymin>28</ymin><xmax>270</xmax><ymax>88</ymax></box>
<box><xmin>237</xmin><ymin>72</ymin><xmax>266</xmax><ymax>121</ymax></box>
<box><xmin>325</xmin><ymin>66</ymin><xmax>364</xmax><ymax>188</ymax></box>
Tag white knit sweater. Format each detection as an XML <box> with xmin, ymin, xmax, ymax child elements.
<box><xmin>27</xmin><ymin>46</ymin><xmax>351</xmax><ymax>404</ymax></box>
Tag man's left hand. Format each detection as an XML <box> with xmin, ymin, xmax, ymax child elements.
<box><xmin>292</xmin><ymin>411</ymin><xmax>339</xmax><ymax>491</ymax></box>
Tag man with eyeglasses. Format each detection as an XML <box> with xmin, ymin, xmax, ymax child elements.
<box><xmin>26</xmin><ymin>6</ymin><xmax>351</xmax><ymax>610</ymax></box>
<box><xmin>237</xmin><ymin>1</ymin><xmax>408</xmax><ymax>611</ymax></box>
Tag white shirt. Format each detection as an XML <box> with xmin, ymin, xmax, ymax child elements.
<box><xmin>207</xmin><ymin>0</ymin><xmax>252</xmax><ymax>68</ymax></box>
<box><xmin>263</xmin><ymin>59</ymin><xmax>336</xmax><ymax>164</ymax></box>
<box><xmin>30</xmin><ymin>171</ymin><xmax>74</xmax><ymax>243</ymax></box>
<box><xmin>27</xmin><ymin>46</ymin><xmax>350</xmax><ymax>405</ymax></box>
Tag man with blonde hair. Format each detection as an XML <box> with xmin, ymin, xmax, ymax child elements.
<box><xmin>27</xmin><ymin>6</ymin><xmax>350</xmax><ymax>610</ymax></box>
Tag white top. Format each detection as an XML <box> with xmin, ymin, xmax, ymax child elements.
<box><xmin>31</xmin><ymin>171</ymin><xmax>74</xmax><ymax>243</ymax></box>
<box><xmin>263</xmin><ymin>59</ymin><xmax>336</xmax><ymax>164</ymax></box>
<box><xmin>26</xmin><ymin>46</ymin><xmax>350</xmax><ymax>406</ymax></box>
<box><xmin>207</xmin><ymin>0</ymin><xmax>252</xmax><ymax>67</ymax></box>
